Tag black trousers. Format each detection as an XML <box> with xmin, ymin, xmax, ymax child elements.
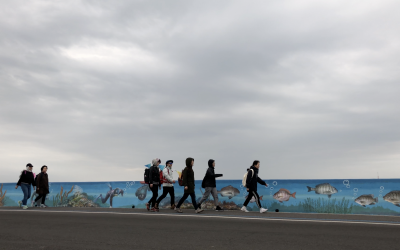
<box><xmin>176</xmin><ymin>192</ymin><xmax>198</xmax><ymax>210</ymax></box>
<box><xmin>148</xmin><ymin>184</ymin><xmax>159</xmax><ymax>207</ymax></box>
<box><xmin>156</xmin><ymin>186</ymin><xmax>175</xmax><ymax>206</ymax></box>
<box><xmin>34</xmin><ymin>193</ymin><xmax>47</xmax><ymax>205</ymax></box>
<box><xmin>243</xmin><ymin>190</ymin><xmax>262</xmax><ymax>208</ymax></box>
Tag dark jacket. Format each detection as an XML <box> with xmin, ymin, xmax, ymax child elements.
<box><xmin>148</xmin><ymin>165</ymin><xmax>160</xmax><ymax>185</ymax></box>
<box><xmin>36</xmin><ymin>172</ymin><xmax>49</xmax><ymax>195</ymax></box>
<box><xmin>182</xmin><ymin>158</ymin><xmax>195</xmax><ymax>193</ymax></box>
<box><xmin>17</xmin><ymin>170</ymin><xmax>36</xmax><ymax>187</ymax></box>
<box><xmin>202</xmin><ymin>165</ymin><xmax>223</xmax><ymax>188</ymax></box>
<box><xmin>245</xmin><ymin>166</ymin><xmax>266</xmax><ymax>191</ymax></box>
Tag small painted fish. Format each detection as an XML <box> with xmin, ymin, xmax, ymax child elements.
<box><xmin>273</xmin><ymin>188</ymin><xmax>296</xmax><ymax>203</ymax></box>
<box><xmin>383</xmin><ymin>190</ymin><xmax>400</xmax><ymax>207</ymax></box>
<box><xmin>355</xmin><ymin>194</ymin><xmax>378</xmax><ymax>207</ymax></box>
<box><xmin>217</xmin><ymin>185</ymin><xmax>240</xmax><ymax>199</ymax></box>
<box><xmin>307</xmin><ymin>183</ymin><xmax>338</xmax><ymax>198</ymax></box>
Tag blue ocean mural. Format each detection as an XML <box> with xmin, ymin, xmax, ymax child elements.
<box><xmin>1</xmin><ymin>179</ymin><xmax>400</xmax><ymax>215</ymax></box>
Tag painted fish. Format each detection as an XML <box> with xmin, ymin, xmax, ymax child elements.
<box><xmin>355</xmin><ymin>194</ymin><xmax>378</xmax><ymax>207</ymax></box>
<box><xmin>135</xmin><ymin>185</ymin><xmax>151</xmax><ymax>201</ymax></box>
<box><xmin>245</xmin><ymin>195</ymin><xmax>263</xmax><ymax>203</ymax></box>
<box><xmin>273</xmin><ymin>188</ymin><xmax>296</xmax><ymax>203</ymax></box>
<box><xmin>383</xmin><ymin>190</ymin><xmax>400</xmax><ymax>207</ymax></box>
<box><xmin>307</xmin><ymin>183</ymin><xmax>338</xmax><ymax>198</ymax></box>
<box><xmin>217</xmin><ymin>185</ymin><xmax>240</xmax><ymax>199</ymax></box>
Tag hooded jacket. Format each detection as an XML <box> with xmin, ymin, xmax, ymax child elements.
<box><xmin>162</xmin><ymin>166</ymin><xmax>174</xmax><ymax>187</ymax></box>
<box><xmin>17</xmin><ymin>169</ymin><xmax>36</xmax><ymax>187</ymax></box>
<box><xmin>182</xmin><ymin>157</ymin><xmax>195</xmax><ymax>193</ymax></box>
<box><xmin>149</xmin><ymin>165</ymin><xmax>160</xmax><ymax>185</ymax></box>
<box><xmin>202</xmin><ymin>160</ymin><xmax>223</xmax><ymax>188</ymax></box>
<box><xmin>245</xmin><ymin>166</ymin><xmax>266</xmax><ymax>191</ymax></box>
<box><xmin>36</xmin><ymin>172</ymin><xmax>49</xmax><ymax>195</ymax></box>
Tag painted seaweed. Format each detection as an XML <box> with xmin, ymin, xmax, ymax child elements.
<box><xmin>0</xmin><ymin>184</ymin><xmax>7</xmax><ymax>207</ymax></box>
<box><xmin>300</xmin><ymin>197</ymin><xmax>353</xmax><ymax>214</ymax></box>
<box><xmin>52</xmin><ymin>186</ymin><xmax>74</xmax><ymax>207</ymax></box>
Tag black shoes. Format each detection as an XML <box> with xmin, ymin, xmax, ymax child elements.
<box><xmin>216</xmin><ymin>206</ymin><xmax>224</xmax><ymax>211</ymax></box>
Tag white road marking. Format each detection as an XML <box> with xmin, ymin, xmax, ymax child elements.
<box><xmin>1</xmin><ymin>209</ymin><xmax>400</xmax><ymax>226</ymax></box>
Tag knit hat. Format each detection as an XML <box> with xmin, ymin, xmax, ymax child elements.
<box><xmin>185</xmin><ymin>157</ymin><xmax>194</xmax><ymax>168</ymax></box>
<box><xmin>208</xmin><ymin>159</ymin><xmax>215</xmax><ymax>168</ymax></box>
<box><xmin>26</xmin><ymin>163</ymin><xmax>33</xmax><ymax>168</ymax></box>
<box><xmin>152</xmin><ymin>158</ymin><xmax>161</xmax><ymax>166</ymax></box>
<box><xmin>166</xmin><ymin>160</ymin><xmax>173</xmax><ymax>165</ymax></box>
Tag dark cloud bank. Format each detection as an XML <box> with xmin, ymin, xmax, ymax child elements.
<box><xmin>1</xmin><ymin>0</ymin><xmax>400</xmax><ymax>182</ymax></box>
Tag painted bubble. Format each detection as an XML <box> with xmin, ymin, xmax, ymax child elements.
<box><xmin>346</xmin><ymin>184</ymin><xmax>350</xmax><ymax>188</ymax></box>
<box><xmin>379</xmin><ymin>190</ymin><xmax>383</xmax><ymax>193</ymax></box>
<box><xmin>379</xmin><ymin>194</ymin><xmax>383</xmax><ymax>197</ymax></box>
<box><xmin>353</xmin><ymin>193</ymin><xmax>357</xmax><ymax>196</ymax></box>
<box><xmin>380</xmin><ymin>186</ymin><xmax>384</xmax><ymax>190</ymax></box>
<box><xmin>270</xmin><ymin>187</ymin><xmax>274</xmax><ymax>190</ymax></box>
<box><xmin>343</xmin><ymin>180</ymin><xmax>349</xmax><ymax>185</ymax></box>
<box><xmin>123</xmin><ymin>188</ymin><xmax>126</xmax><ymax>191</ymax></box>
<box><xmin>273</xmin><ymin>181</ymin><xmax>278</xmax><ymax>186</ymax></box>
<box><xmin>353</xmin><ymin>188</ymin><xmax>358</xmax><ymax>192</ymax></box>
<box><xmin>240</xmin><ymin>185</ymin><xmax>244</xmax><ymax>189</ymax></box>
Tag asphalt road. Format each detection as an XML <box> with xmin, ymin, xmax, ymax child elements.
<box><xmin>1</xmin><ymin>207</ymin><xmax>399</xmax><ymax>250</ymax></box>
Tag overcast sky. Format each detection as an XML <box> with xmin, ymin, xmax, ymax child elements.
<box><xmin>1</xmin><ymin>0</ymin><xmax>400</xmax><ymax>182</ymax></box>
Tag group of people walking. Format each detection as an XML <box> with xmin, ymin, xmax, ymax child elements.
<box><xmin>15</xmin><ymin>164</ymin><xmax>49</xmax><ymax>209</ymax></box>
<box><xmin>146</xmin><ymin>157</ymin><xmax>268</xmax><ymax>214</ymax></box>
<box><xmin>15</xmin><ymin>158</ymin><xmax>268</xmax><ymax>213</ymax></box>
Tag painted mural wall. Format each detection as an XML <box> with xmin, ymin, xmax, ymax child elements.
<box><xmin>1</xmin><ymin>179</ymin><xmax>400</xmax><ymax>215</ymax></box>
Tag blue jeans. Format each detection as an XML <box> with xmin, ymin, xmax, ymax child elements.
<box><xmin>20</xmin><ymin>183</ymin><xmax>32</xmax><ymax>206</ymax></box>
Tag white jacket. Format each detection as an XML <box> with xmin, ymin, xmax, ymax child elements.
<box><xmin>162</xmin><ymin>166</ymin><xmax>174</xmax><ymax>187</ymax></box>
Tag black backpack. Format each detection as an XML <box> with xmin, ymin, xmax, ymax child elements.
<box><xmin>144</xmin><ymin>168</ymin><xmax>150</xmax><ymax>184</ymax></box>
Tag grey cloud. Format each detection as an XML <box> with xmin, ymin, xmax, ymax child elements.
<box><xmin>1</xmin><ymin>0</ymin><xmax>400</xmax><ymax>182</ymax></box>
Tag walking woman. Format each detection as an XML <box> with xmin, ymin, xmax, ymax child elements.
<box><xmin>35</xmin><ymin>165</ymin><xmax>49</xmax><ymax>208</ymax></box>
<box><xmin>175</xmin><ymin>158</ymin><xmax>203</xmax><ymax>214</ymax></box>
<box><xmin>155</xmin><ymin>160</ymin><xmax>176</xmax><ymax>209</ymax></box>
<box><xmin>15</xmin><ymin>163</ymin><xmax>36</xmax><ymax>209</ymax></box>
<box><xmin>241</xmin><ymin>160</ymin><xmax>268</xmax><ymax>213</ymax></box>
<box><xmin>147</xmin><ymin>158</ymin><xmax>161</xmax><ymax>212</ymax></box>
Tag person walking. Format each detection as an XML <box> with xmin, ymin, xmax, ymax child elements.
<box><xmin>147</xmin><ymin>158</ymin><xmax>161</xmax><ymax>212</ymax></box>
<box><xmin>15</xmin><ymin>163</ymin><xmax>36</xmax><ymax>209</ymax></box>
<box><xmin>175</xmin><ymin>157</ymin><xmax>203</xmax><ymax>214</ymax></box>
<box><xmin>35</xmin><ymin>165</ymin><xmax>49</xmax><ymax>208</ymax></box>
<box><xmin>155</xmin><ymin>160</ymin><xmax>176</xmax><ymax>209</ymax></box>
<box><xmin>197</xmin><ymin>159</ymin><xmax>224</xmax><ymax>211</ymax></box>
<box><xmin>241</xmin><ymin>160</ymin><xmax>268</xmax><ymax>213</ymax></box>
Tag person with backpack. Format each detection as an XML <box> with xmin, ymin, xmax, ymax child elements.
<box><xmin>241</xmin><ymin>160</ymin><xmax>268</xmax><ymax>213</ymax></box>
<box><xmin>175</xmin><ymin>157</ymin><xmax>203</xmax><ymax>214</ymax></box>
<box><xmin>15</xmin><ymin>163</ymin><xmax>36</xmax><ymax>209</ymax></box>
<box><xmin>146</xmin><ymin>158</ymin><xmax>162</xmax><ymax>212</ymax></box>
<box><xmin>197</xmin><ymin>159</ymin><xmax>224</xmax><ymax>211</ymax></box>
<box><xmin>34</xmin><ymin>165</ymin><xmax>49</xmax><ymax>208</ymax></box>
<box><xmin>155</xmin><ymin>160</ymin><xmax>176</xmax><ymax>209</ymax></box>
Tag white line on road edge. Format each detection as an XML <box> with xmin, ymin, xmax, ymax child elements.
<box><xmin>1</xmin><ymin>209</ymin><xmax>400</xmax><ymax>226</ymax></box>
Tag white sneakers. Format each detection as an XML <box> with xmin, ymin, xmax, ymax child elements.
<box><xmin>22</xmin><ymin>205</ymin><xmax>28</xmax><ymax>209</ymax></box>
<box><xmin>40</xmin><ymin>204</ymin><xmax>48</xmax><ymax>208</ymax></box>
<box><xmin>241</xmin><ymin>206</ymin><xmax>268</xmax><ymax>213</ymax></box>
<box><xmin>195</xmin><ymin>208</ymin><xmax>204</xmax><ymax>214</ymax></box>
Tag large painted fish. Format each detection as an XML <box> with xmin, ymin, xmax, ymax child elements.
<box><xmin>355</xmin><ymin>194</ymin><xmax>378</xmax><ymax>207</ymax></box>
<box><xmin>135</xmin><ymin>185</ymin><xmax>151</xmax><ymax>201</ymax></box>
<box><xmin>383</xmin><ymin>191</ymin><xmax>400</xmax><ymax>207</ymax></box>
<box><xmin>217</xmin><ymin>185</ymin><xmax>240</xmax><ymax>199</ymax></box>
<box><xmin>307</xmin><ymin>183</ymin><xmax>338</xmax><ymax>198</ymax></box>
<box><xmin>273</xmin><ymin>188</ymin><xmax>296</xmax><ymax>203</ymax></box>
